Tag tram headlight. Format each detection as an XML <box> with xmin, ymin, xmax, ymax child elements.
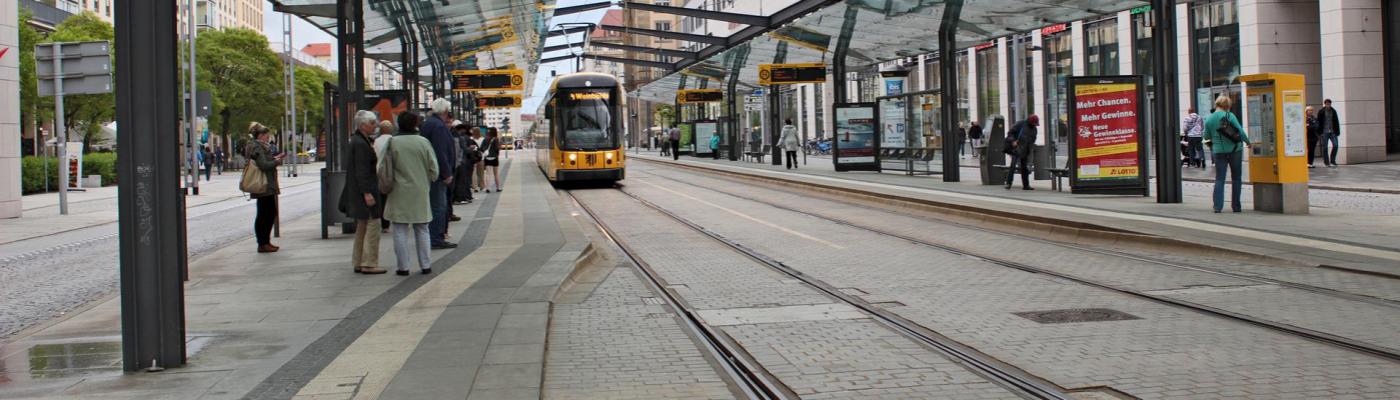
<box><xmin>568</xmin><ymin>154</ymin><xmax>577</xmax><ymax>161</ymax></box>
<box><xmin>605</xmin><ymin>153</ymin><xmax>614</xmax><ymax>160</ymax></box>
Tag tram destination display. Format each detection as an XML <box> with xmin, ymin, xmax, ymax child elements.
<box><xmin>677</xmin><ymin>89</ymin><xmax>723</xmax><ymax>104</ymax></box>
<box><xmin>477</xmin><ymin>94</ymin><xmax>522</xmax><ymax>108</ymax></box>
<box><xmin>452</xmin><ymin>69</ymin><xmax>524</xmax><ymax>92</ymax></box>
<box><xmin>758</xmin><ymin>63</ymin><xmax>826</xmax><ymax>85</ymax></box>
<box><xmin>1066</xmin><ymin>75</ymin><xmax>1149</xmax><ymax>195</ymax></box>
<box><xmin>832</xmin><ymin>102</ymin><xmax>879</xmax><ymax>171</ymax></box>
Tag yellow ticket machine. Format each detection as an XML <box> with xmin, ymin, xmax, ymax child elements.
<box><xmin>1239</xmin><ymin>73</ymin><xmax>1309</xmax><ymax>214</ymax></box>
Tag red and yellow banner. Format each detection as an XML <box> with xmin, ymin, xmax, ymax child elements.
<box><xmin>1072</xmin><ymin>82</ymin><xmax>1141</xmax><ymax>181</ymax></box>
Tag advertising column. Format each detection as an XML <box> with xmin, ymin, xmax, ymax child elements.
<box><xmin>1067</xmin><ymin>76</ymin><xmax>1149</xmax><ymax>195</ymax></box>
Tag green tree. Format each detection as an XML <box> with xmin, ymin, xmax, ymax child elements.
<box><xmin>653</xmin><ymin>104</ymin><xmax>675</xmax><ymax>128</ymax></box>
<box><xmin>294</xmin><ymin>65</ymin><xmax>335</xmax><ymax>137</ymax></box>
<box><xmin>196</xmin><ymin>28</ymin><xmax>284</xmax><ymax>152</ymax></box>
<box><xmin>40</xmin><ymin>11</ymin><xmax>115</xmax><ymax>154</ymax></box>
<box><xmin>19</xmin><ymin>7</ymin><xmax>51</xmax><ymax>155</ymax></box>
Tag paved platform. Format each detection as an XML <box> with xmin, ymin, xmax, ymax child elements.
<box><xmin>633</xmin><ymin>151</ymin><xmax>1400</xmax><ymax>277</ymax></box>
<box><xmin>0</xmin><ymin>155</ymin><xmax>594</xmax><ymax>400</ymax></box>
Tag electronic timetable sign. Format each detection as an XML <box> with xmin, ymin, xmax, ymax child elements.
<box><xmin>477</xmin><ymin>94</ymin><xmax>522</xmax><ymax>108</ymax></box>
<box><xmin>677</xmin><ymin>89</ymin><xmax>723</xmax><ymax>104</ymax></box>
<box><xmin>758</xmin><ymin>63</ymin><xmax>827</xmax><ymax>85</ymax></box>
<box><xmin>452</xmin><ymin>69</ymin><xmax>524</xmax><ymax>92</ymax></box>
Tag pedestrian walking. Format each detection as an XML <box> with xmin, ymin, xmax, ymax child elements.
<box><xmin>957</xmin><ymin>124</ymin><xmax>967</xmax><ymax>158</ymax></box>
<box><xmin>1003</xmin><ymin>115</ymin><xmax>1039</xmax><ymax>190</ymax></box>
<box><xmin>1305</xmin><ymin>106</ymin><xmax>1320</xmax><ymax>168</ymax></box>
<box><xmin>244</xmin><ymin>122</ymin><xmax>283</xmax><ymax>253</ymax></box>
<box><xmin>422</xmin><ymin>99</ymin><xmax>458</xmax><ymax>250</ymax></box>
<box><xmin>383</xmin><ymin>112</ymin><xmax>439</xmax><ymax>275</ymax></box>
<box><xmin>780</xmin><ymin>119</ymin><xmax>800</xmax><ymax>169</ymax></box>
<box><xmin>660</xmin><ymin>137</ymin><xmax>670</xmax><ymax>156</ymax></box>
<box><xmin>967</xmin><ymin>121</ymin><xmax>983</xmax><ymax>158</ymax></box>
<box><xmin>214</xmin><ymin>146</ymin><xmax>225</xmax><ymax>175</ymax></box>
<box><xmin>201</xmin><ymin>145</ymin><xmax>213</xmax><ymax>181</ymax></box>
<box><xmin>1317</xmin><ymin>98</ymin><xmax>1341</xmax><ymax>168</ymax></box>
<box><xmin>344</xmin><ymin>111</ymin><xmax>387</xmax><ymax>275</ymax></box>
<box><xmin>1203</xmin><ymin>95</ymin><xmax>1250</xmax><ymax>213</ymax></box>
<box><xmin>709</xmin><ymin>131</ymin><xmax>721</xmax><ymax>160</ymax></box>
<box><xmin>453</xmin><ymin>124</ymin><xmax>478</xmax><ymax>204</ymax></box>
<box><xmin>482</xmin><ymin>127</ymin><xmax>503</xmax><ymax>193</ymax></box>
<box><xmin>669</xmin><ymin>127</ymin><xmax>681</xmax><ymax>161</ymax></box>
<box><xmin>1182</xmin><ymin>107</ymin><xmax>1205</xmax><ymax>168</ymax></box>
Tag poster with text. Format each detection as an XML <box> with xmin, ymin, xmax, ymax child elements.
<box><xmin>833</xmin><ymin>103</ymin><xmax>877</xmax><ymax>165</ymax></box>
<box><xmin>879</xmin><ymin>98</ymin><xmax>906</xmax><ymax>149</ymax></box>
<box><xmin>693</xmin><ymin>121</ymin><xmax>717</xmax><ymax>155</ymax></box>
<box><xmin>1282</xmin><ymin>90</ymin><xmax>1306</xmax><ymax>157</ymax></box>
<box><xmin>1068</xmin><ymin>76</ymin><xmax>1148</xmax><ymax>195</ymax></box>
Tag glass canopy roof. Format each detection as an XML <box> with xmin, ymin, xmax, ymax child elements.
<box><xmin>631</xmin><ymin>0</ymin><xmax>1150</xmax><ymax>103</ymax></box>
<box><xmin>272</xmin><ymin>0</ymin><xmax>556</xmax><ymax>92</ymax></box>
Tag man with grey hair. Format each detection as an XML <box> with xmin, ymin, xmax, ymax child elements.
<box><xmin>422</xmin><ymin>98</ymin><xmax>458</xmax><ymax>249</ymax></box>
<box><xmin>344</xmin><ymin>110</ymin><xmax>387</xmax><ymax>274</ymax></box>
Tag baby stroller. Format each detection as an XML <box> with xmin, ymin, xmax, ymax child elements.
<box><xmin>1180</xmin><ymin>135</ymin><xmax>1192</xmax><ymax>167</ymax></box>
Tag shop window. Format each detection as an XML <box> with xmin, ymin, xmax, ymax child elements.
<box><xmin>1190</xmin><ymin>0</ymin><xmax>1241</xmax><ymax>115</ymax></box>
<box><xmin>1043</xmin><ymin>30</ymin><xmax>1073</xmax><ymax>144</ymax></box>
<box><xmin>1084</xmin><ymin>19</ymin><xmax>1119</xmax><ymax>76</ymax></box>
<box><xmin>976</xmin><ymin>48</ymin><xmax>999</xmax><ymax>123</ymax></box>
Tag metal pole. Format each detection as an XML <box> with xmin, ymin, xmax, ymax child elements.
<box><xmin>769</xmin><ymin>85</ymin><xmax>781</xmax><ymax>165</ymax></box>
<box><xmin>54</xmin><ymin>45</ymin><xmax>67</xmax><ymax>215</ymax></box>
<box><xmin>1151</xmin><ymin>0</ymin><xmax>1182</xmax><ymax>202</ymax></box>
<box><xmin>939</xmin><ymin>0</ymin><xmax>963</xmax><ymax>182</ymax></box>
<box><xmin>187</xmin><ymin>0</ymin><xmax>198</xmax><ymax>195</ymax></box>
<box><xmin>117</xmin><ymin>0</ymin><xmax>186</xmax><ymax>371</ymax></box>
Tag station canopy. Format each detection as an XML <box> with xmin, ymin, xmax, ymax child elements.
<box><xmin>625</xmin><ymin>0</ymin><xmax>1151</xmax><ymax>103</ymax></box>
<box><xmin>272</xmin><ymin>0</ymin><xmax>561</xmax><ymax>93</ymax></box>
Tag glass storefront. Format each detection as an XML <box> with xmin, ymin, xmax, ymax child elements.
<box><xmin>1386</xmin><ymin>0</ymin><xmax>1400</xmax><ymax>153</ymax></box>
<box><xmin>1043</xmin><ymin>28</ymin><xmax>1074</xmax><ymax>145</ymax></box>
<box><xmin>1084</xmin><ymin>18</ymin><xmax>1119</xmax><ymax>76</ymax></box>
<box><xmin>1132</xmin><ymin>10</ymin><xmax>1156</xmax><ymax>155</ymax></box>
<box><xmin>1191</xmin><ymin>0</ymin><xmax>1241</xmax><ymax>115</ymax></box>
<box><xmin>976</xmin><ymin>47</ymin><xmax>1000</xmax><ymax>123</ymax></box>
<box><xmin>1009</xmin><ymin>35</ymin><xmax>1035</xmax><ymax>122</ymax></box>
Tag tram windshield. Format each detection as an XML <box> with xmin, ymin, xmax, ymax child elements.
<box><xmin>559</xmin><ymin>90</ymin><xmax>616</xmax><ymax>150</ymax></box>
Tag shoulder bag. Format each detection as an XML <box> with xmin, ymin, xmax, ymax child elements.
<box><xmin>1217</xmin><ymin>115</ymin><xmax>1242</xmax><ymax>143</ymax></box>
<box><xmin>377</xmin><ymin>137</ymin><xmax>396</xmax><ymax>194</ymax></box>
<box><xmin>239</xmin><ymin>143</ymin><xmax>268</xmax><ymax>194</ymax></box>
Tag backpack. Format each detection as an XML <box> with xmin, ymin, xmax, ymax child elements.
<box><xmin>377</xmin><ymin>137</ymin><xmax>395</xmax><ymax>194</ymax></box>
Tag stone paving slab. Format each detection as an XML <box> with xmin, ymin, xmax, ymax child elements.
<box><xmin>617</xmin><ymin>167</ymin><xmax>1400</xmax><ymax>399</ymax></box>
<box><xmin>633</xmin><ymin>153</ymin><xmax>1400</xmax><ymax>276</ymax></box>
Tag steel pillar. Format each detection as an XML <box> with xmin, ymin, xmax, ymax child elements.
<box><xmin>1151</xmin><ymin>0</ymin><xmax>1182</xmax><ymax>202</ymax></box>
<box><xmin>939</xmin><ymin>1</ymin><xmax>963</xmax><ymax>182</ymax></box>
<box><xmin>116</xmin><ymin>0</ymin><xmax>187</xmax><ymax>371</ymax></box>
<box><xmin>769</xmin><ymin>85</ymin><xmax>782</xmax><ymax>165</ymax></box>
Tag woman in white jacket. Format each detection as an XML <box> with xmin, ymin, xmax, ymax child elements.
<box><xmin>780</xmin><ymin>119</ymin><xmax>800</xmax><ymax>169</ymax></box>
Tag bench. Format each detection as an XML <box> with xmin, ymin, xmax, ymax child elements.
<box><xmin>1047</xmin><ymin>157</ymin><xmax>1073</xmax><ymax>191</ymax></box>
<box><xmin>744</xmin><ymin>144</ymin><xmax>769</xmax><ymax>163</ymax></box>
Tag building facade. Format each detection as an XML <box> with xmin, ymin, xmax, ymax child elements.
<box><xmin>622</xmin><ymin>0</ymin><xmax>683</xmax><ymax>144</ymax></box>
<box><xmin>819</xmin><ymin>0</ymin><xmax>1396</xmax><ymax>164</ymax></box>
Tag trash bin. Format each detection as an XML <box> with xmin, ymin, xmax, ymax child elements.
<box><xmin>320</xmin><ymin>168</ymin><xmax>354</xmax><ymax>238</ymax></box>
<box><xmin>979</xmin><ymin>116</ymin><xmax>1007</xmax><ymax>185</ymax></box>
<box><xmin>1033</xmin><ymin>144</ymin><xmax>1055</xmax><ymax>180</ymax></box>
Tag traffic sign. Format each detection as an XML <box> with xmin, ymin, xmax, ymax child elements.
<box><xmin>39</xmin><ymin>74</ymin><xmax>112</xmax><ymax>96</ymax></box>
<box><xmin>452</xmin><ymin>69</ymin><xmax>525</xmax><ymax>92</ymax></box>
<box><xmin>758</xmin><ymin>63</ymin><xmax>826</xmax><ymax>85</ymax></box>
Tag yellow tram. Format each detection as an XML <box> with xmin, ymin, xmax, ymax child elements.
<box><xmin>535</xmin><ymin>73</ymin><xmax>626</xmax><ymax>182</ymax></box>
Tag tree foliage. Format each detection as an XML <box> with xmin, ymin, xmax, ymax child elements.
<box><xmin>19</xmin><ymin>7</ymin><xmax>49</xmax><ymax>142</ymax></box>
<box><xmin>653</xmin><ymin>104</ymin><xmax>675</xmax><ymax>128</ymax></box>
<box><xmin>40</xmin><ymin>12</ymin><xmax>115</xmax><ymax>152</ymax></box>
<box><xmin>196</xmin><ymin>28</ymin><xmax>284</xmax><ymax>145</ymax></box>
<box><xmin>294</xmin><ymin>65</ymin><xmax>336</xmax><ymax>136</ymax></box>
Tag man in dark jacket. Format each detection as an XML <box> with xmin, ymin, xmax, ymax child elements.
<box><xmin>1004</xmin><ymin>115</ymin><xmax>1039</xmax><ymax>190</ymax></box>
<box><xmin>345</xmin><ymin>111</ymin><xmax>387</xmax><ymax>274</ymax></box>
<box><xmin>422</xmin><ymin>99</ymin><xmax>458</xmax><ymax>249</ymax></box>
<box><xmin>453</xmin><ymin>124</ymin><xmax>478</xmax><ymax>204</ymax></box>
<box><xmin>1317</xmin><ymin>98</ymin><xmax>1342</xmax><ymax>167</ymax></box>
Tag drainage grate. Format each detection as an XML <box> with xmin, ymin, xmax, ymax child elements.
<box><xmin>1013</xmin><ymin>308</ymin><xmax>1141</xmax><ymax>324</ymax></box>
<box><xmin>641</xmin><ymin>297</ymin><xmax>664</xmax><ymax>305</ymax></box>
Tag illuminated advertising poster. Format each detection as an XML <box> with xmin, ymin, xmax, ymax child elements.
<box><xmin>679</xmin><ymin>123</ymin><xmax>694</xmax><ymax>149</ymax></box>
<box><xmin>693</xmin><ymin>121</ymin><xmax>717</xmax><ymax>155</ymax></box>
<box><xmin>879</xmin><ymin>98</ymin><xmax>906</xmax><ymax>150</ymax></box>
<box><xmin>1067</xmin><ymin>76</ymin><xmax>1148</xmax><ymax>195</ymax></box>
<box><xmin>833</xmin><ymin>103</ymin><xmax>877</xmax><ymax>168</ymax></box>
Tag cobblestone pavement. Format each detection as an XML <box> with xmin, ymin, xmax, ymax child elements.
<box><xmin>0</xmin><ymin>181</ymin><xmax>323</xmax><ymax>339</ymax></box>
<box><xmin>545</xmin><ymin>265</ymin><xmax>737</xmax><ymax>400</ymax></box>
<box><xmin>571</xmin><ymin>188</ymin><xmax>1024</xmax><ymax>399</ymax></box>
<box><xmin>616</xmin><ymin>163</ymin><xmax>1400</xmax><ymax>399</ymax></box>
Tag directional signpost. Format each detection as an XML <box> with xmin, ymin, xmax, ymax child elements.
<box><xmin>37</xmin><ymin>41</ymin><xmax>113</xmax><ymax>215</ymax></box>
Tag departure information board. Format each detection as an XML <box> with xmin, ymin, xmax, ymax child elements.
<box><xmin>477</xmin><ymin>94</ymin><xmax>522</xmax><ymax>108</ymax></box>
<box><xmin>452</xmin><ymin>69</ymin><xmax>524</xmax><ymax>91</ymax></box>
<box><xmin>677</xmin><ymin>89</ymin><xmax>723</xmax><ymax>104</ymax></box>
<box><xmin>758</xmin><ymin>63</ymin><xmax>827</xmax><ymax>85</ymax></box>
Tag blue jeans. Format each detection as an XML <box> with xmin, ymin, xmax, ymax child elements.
<box><xmin>392</xmin><ymin>222</ymin><xmax>431</xmax><ymax>272</ymax></box>
<box><xmin>1322</xmin><ymin>133</ymin><xmax>1340</xmax><ymax>165</ymax></box>
<box><xmin>429</xmin><ymin>181</ymin><xmax>449</xmax><ymax>245</ymax></box>
<box><xmin>1212</xmin><ymin>151</ymin><xmax>1243</xmax><ymax>212</ymax></box>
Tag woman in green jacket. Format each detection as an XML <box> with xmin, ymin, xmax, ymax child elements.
<box><xmin>1201</xmin><ymin>95</ymin><xmax>1251</xmax><ymax>213</ymax></box>
<box><xmin>382</xmin><ymin>112</ymin><xmax>440</xmax><ymax>275</ymax></box>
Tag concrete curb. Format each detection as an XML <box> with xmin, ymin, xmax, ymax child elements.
<box><xmin>636</xmin><ymin>157</ymin><xmax>1335</xmax><ymax>270</ymax></box>
<box><xmin>1180</xmin><ymin>177</ymin><xmax>1400</xmax><ymax>195</ymax></box>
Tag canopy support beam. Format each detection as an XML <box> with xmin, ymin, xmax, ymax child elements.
<box><xmin>589</xmin><ymin>41</ymin><xmax>698</xmax><ymax>60</ymax></box>
<box><xmin>1151</xmin><ymin>0</ymin><xmax>1182</xmax><ymax>203</ymax></box>
<box><xmin>623</xmin><ymin>2</ymin><xmax>770</xmax><ymax>27</ymax></box>
<box><xmin>554</xmin><ymin>1</ymin><xmax>613</xmax><ymax>16</ymax></box>
<box><xmin>601</xmin><ymin>25</ymin><xmax>728</xmax><ymax>46</ymax></box>
<box><xmin>939</xmin><ymin>0</ymin><xmax>963</xmax><ymax>182</ymax></box>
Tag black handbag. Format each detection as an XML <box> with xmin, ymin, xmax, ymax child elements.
<box><xmin>1217</xmin><ymin>119</ymin><xmax>1242</xmax><ymax>143</ymax></box>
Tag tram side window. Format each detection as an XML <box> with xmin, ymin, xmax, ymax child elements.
<box><xmin>560</xmin><ymin>91</ymin><xmax>616</xmax><ymax>150</ymax></box>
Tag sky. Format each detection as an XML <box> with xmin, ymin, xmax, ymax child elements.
<box><xmin>260</xmin><ymin>0</ymin><xmax>608</xmax><ymax>114</ymax></box>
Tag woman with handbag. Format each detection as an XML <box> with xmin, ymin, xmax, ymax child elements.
<box><xmin>482</xmin><ymin>127</ymin><xmax>503</xmax><ymax>193</ymax></box>
<box><xmin>1203</xmin><ymin>96</ymin><xmax>1251</xmax><ymax>213</ymax></box>
<box><xmin>243</xmin><ymin>122</ymin><xmax>283</xmax><ymax>253</ymax></box>
<box><xmin>382</xmin><ymin>112</ymin><xmax>439</xmax><ymax>275</ymax></box>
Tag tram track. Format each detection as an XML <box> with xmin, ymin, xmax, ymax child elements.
<box><xmin>567</xmin><ymin>187</ymin><xmax>1076</xmax><ymax>400</ymax></box>
<box><xmin>631</xmin><ymin>165</ymin><xmax>1400</xmax><ymax>364</ymax></box>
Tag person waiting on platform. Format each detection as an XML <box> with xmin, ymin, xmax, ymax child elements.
<box><xmin>244</xmin><ymin>122</ymin><xmax>283</xmax><ymax>253</ymax></box>
<box><xmin>383</xmin><ymin>112</ymin><xmax>438</xmax><ymax>275</ymax></box>
<box><xmin>344</xmin><ymin>111</ymin><xmax>387</xmax><ymax>275</ymax></box>
<box><xmin>1003</xmin><ymin>115</ymin><xmax>1038</xmax><ymax>190</ymax></box>
<box><xmin>967</xmin><ymin>121</ymin><xmax>983</xmax><ymax>158</ymax></box>
<box><xmin>1203</xmin><ymin>95</ymin><xmax>1250</xmax><ymax>213</ymax></box>
<box><xmin>780</xmin><ymin>119</ymin><xmax>800</xmax><ymax>169</ymax></box>
<box><xmin>709</xmin><ymin>131</ymin><xmax>721</xmax><ymax>160</ymax></box>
